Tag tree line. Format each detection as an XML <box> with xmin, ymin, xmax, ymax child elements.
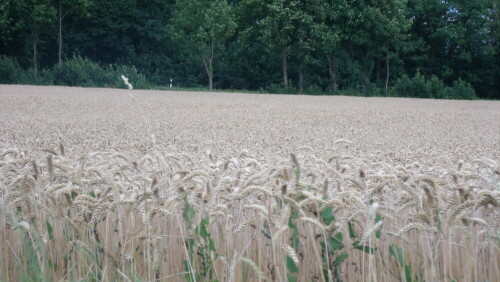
<box><xmin>0</xmin><ymin>0</ymin><xmax>498</xmax><ymax>99</ymax></box>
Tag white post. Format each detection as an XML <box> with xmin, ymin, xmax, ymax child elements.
<box><xmin>170</xmin><ymin>78</ymin><xmax>172</xmax><ymax>89</ymax></box>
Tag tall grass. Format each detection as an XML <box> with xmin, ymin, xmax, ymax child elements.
<box><xmin>1</xmin><ymin>147</ymin><xmax>498</xmax><ymax>281</ymax></box>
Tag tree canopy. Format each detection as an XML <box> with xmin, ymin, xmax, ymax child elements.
<box><xmin>0</xmin><ymin>0</ymin><xmax>498</xmax><ymax>99</ymax></box>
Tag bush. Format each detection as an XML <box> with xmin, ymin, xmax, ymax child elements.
<box><xmin>366</xmin><ymin>84</ymin><xmax>384</xmax><ymax>97</ymax></box>
<box><xmin>449</xmin><ymin>78</ymin><xmax>477</xmax><ymax>100</ymax></box>
<box><xmin>337</xmin><ymin>88</ymin><xmax>362</xmax><ymax>96</ymax></box>
<box><xmin>35</xmin><ymin>68</ymin><xmax>56</xmax><ymax>85</ymax></box>
<box><xmin>427</xmin><ymin>75</ymin><xmax>447</xmax><ymax>99</ymax></box>
<box><xmin>0</xmin><ymin>56</ymin><xmax>23</xmax><ymax>84</ymax></box>
<box><xmin>303</xmin><ymin>84</ymin><xmax>324</xmax><ymax>95</ymax></box>
<box><xmin>51</xmin><ymin>56</ymin><xmax>114</xmax><ymax>87</ymax></box>
<box><xmin>394</xmin><ymin>71</ymin><xmax>430</xmax><ymax>98</ymax></box>
<box><xmin>393</xmin><ymin>71</ymin><xmax>476</xmax><ymax>100</ymax></box>
<box><xmin>266</xmin><ymin>83</ymin><xmax>299</xmax><ymax>94</ymax></box>
<box><xmin>50</xmin><ymin>56</ymin><xmax>153</xmax><ymax>89</ymax></box>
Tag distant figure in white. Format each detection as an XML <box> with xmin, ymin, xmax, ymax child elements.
<box><xmin>121</xmin><ymin>75</ymin><xmax>156</xmax><ymax>144</ymax></box>
<box><xmin>121</xmin><ymin>75</ymin><xmax>135</xmax><ymax>100</ymax></box>
<box><xmin>121</xmin><ymin>75</ymin><xmax>133</xmax><ymax>89</ymax></box>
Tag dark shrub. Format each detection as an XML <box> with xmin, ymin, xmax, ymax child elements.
<box><xmin>0</xmin><ymin>56</ymin><xmax>22</xmax><ymax>84</ymax></box>
<box><xmin>449</xmin><ymin>79</ymin><xmax>477</xmax><ymax>100</ymax></box>
<box><xmin>52</xmin><ymin>56</ymin><xmax>114</xmax><ymax>87</ymax></box>
<box><xmin>394</xmin><ymin>71</ymin><xmax>476</xmax><ymax>100</ymax></box>
<box><xmin>394</xmin><ymin>71</ymin><xmax>430</xmax><ymax>98</ymax></box>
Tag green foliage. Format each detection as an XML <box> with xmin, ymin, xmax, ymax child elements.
<box><xmin>0</xmin><ymin>0</ymin><xmax>497</xmax><ymax>99</ymax></box>
<box><xmin>394</xmin><ymin>72</ymin><xmax>428</xmax><ymax>98</ymax></box>
<box><xmin>183</xmin><ymin>196</ymin><xmax>196</xmax><ymax>228</ymax></box>
<box><xmin>320</xmin><ymin>207</ymin><xmax>335</xmax><ymax>226</ymax></box>
<box><xmin>171</xmin><ymin>0</ymin><xmax>236</xmax><ymax>90</ymax></box>
<box><xmin>449</xmin><ymin>79</ymin><xmax>477</xmax><ymax>100</ymax></box>
<box><xmin>329</xmin><ymin>232</ymin><xmax>344</xmax><ymax>251</ymax></box>
<box><xmin>288</xmin><ymin>209</ymin><xmax>300</xmax><ymax>249</ymax></box>
<box><xmin>10</xmin><ymin>0</ymin><xmax>56</xmax><ymax>39</ymax></box>
<box><xmin>51</xmin><ymin>55</ymin><xmax>112</xmax><ymax>87</ymax></box>
<box><xmin>266</xmin><ymin>84</ymin><xmax>299</xmax><ymax>95</ymax></box>
<box><xmin>394</xmin><ymin>71</ymin><xmax>477</xmax><ymax>99</ymax></box>
<box><xmin>258</xmin><ymin>0</ymin><xmax>303</xmax><ymax>50</ymax></box>
<box><xmin>0</xmin><ymin>1</ymin><xmax>10</xmax><ymax>42</ymax></box>
<box><xmin>0</xmin><ymin>55</ymin><xmax>22</xmax><ymax>84</ymax></box>
<box><xmin>217</xmin><ymin>39</ymin><xmax>280</xmax><ymax>90</ymax></box>
<box><xmin>374</xmin><ymin>214</ymin><xmax>383</xmax><ymax>239</ymax></box>
<box><xmin>2</xmin><ymin>198</ymin><xmax>51</xmax><ymax>282</ymax></box>
<box><xmin>348</xmin><ymin>221</ymin><xmax>358</xmax><ymax>239</ymax></box>
<box><xmin>285</xmin><ymin>206</ymin><xmax>300</xmax><ymax>281</ymax></box>
<box><xmin>303</xmin><ymin>85</ymin><xmax>325</xmax><ymax>96</ymax></box>
<box><xmin>427</xmin><ymin>75</ymin><xmax>447</xmax><ymax>98</ymax></box>
<box><xmin>403</xmin><ymin>0</ymin><xmax>498</xmax><ymax>99</ymax></box>
<box><xmin>182</xmin><ymin>197</ymin><xmax>219</xmax><ymax>282</ymax></box>
<box><xmin>286</xmin><ymin>256</ymin><xmax>299</xmax><ymax>273</ymax></box>
<box><xmin>318</xmin><ymin>204</ymin><xmax>349</xmax><ymax>281</ymax></box>
<box><xmin>49</xmin><ymin>56</ymin><xmax>152</xmax><ymax>88</ymax></box>
<box><xmin>353</xmin><ymin>241</ymin><xmax>377</xmax><ymax>254</ymax></box>
<box><xmin>46</xmin><ymin>220</ymin><xmax>54</xmax><ymax>240</ymax></box>
<box><xmin>389</xmin><ymin>244</ymin><xmax>420</xmax><ymax>282</ymax></box>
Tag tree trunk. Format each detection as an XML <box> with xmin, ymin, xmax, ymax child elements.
<box><xmin>282</xmin><ymin>45</ymin><xmax>288</xmax><ymax>88</ymax></box>
<box><xmin>58</xmin><ymin>0</ymin><xmax>62</xmax><ymax>64</ymax></box>
<box><xmin>298</xmin><ymin>61</ymin><xmax>304</xmax><ymax>93</ymax></box>
<box><xmin>203</xmin><ymin>41</ymin><xmax>215</xmax><ymax>91</ymax></box>
<box><xmin>385</xmin><ymin>51</ymin><xmax>390</xmax><ymax>95</ymax></box>
<box><xmin>362</xmin><ymin>77</ymin><xmax>367</xmax><ymax>95</ymax></box>
<box><xmin>208</xmin><ymin>65</ymin><xmax>213</xmax><ymax>91</ymax></box>
<box><xmin>376</xmin><ymin>58</ymin><xmax>381</xmax><ymax>83</ymax></box>
<box><xmin>33</xmin><ymin>40</ymin><xmax>38</xmax><ymax>79</ymax></box>
<box><xmin>328</xmin><ymin>54</ymin><xmax>338</xmax><ymax>94</ymax></box>
<box><xmin>203</xmin><ymin>58</ymin><xmax>213</xmax><ymax>91</ymax></box>
<box><xmin>361</xmin><ymin>58</ymin><xmax>374</xmax><ymax>96</ymax></box>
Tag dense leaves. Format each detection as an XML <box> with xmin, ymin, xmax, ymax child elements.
<box><xmin>0</xmin><ymin>0</ymin><xmax>498</xmax><ymax>99</ymax></box>
<box><xmin>171</xmin><ymin>0</ymin><xmax>236</xmax><ymax>90</ymax></box>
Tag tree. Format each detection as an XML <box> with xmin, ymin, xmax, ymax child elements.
<box><xmin>347</xmin><ymin>0</ymin><xmax>409</xmax><ymax>95</ymax></box>
<box><xmin>224</xmin><ymin>0</ymin><xmax>280</xmax><ymax>90</ymax></box>
<box><xmin>0</xmin><ymin>1</ymin><xmax>12</xmax><ymax>48</ymax></box>
<box><xmin>317</xmin><ymin>0</ymin><xmax>350</xmax><ymax>94</ymax></box>
<box><xmin>65</xmin><ymin>0</ymin><xmax>139</xmax><ymax>64</ymax></box>
<box><xmin>241</xmin><ymin>0</ymin><xmax>326</xmax><ymax>91</ymax></box>
<box><xmin>493</xmin><ymin>2</ymin><xmax>500</xmax><ymax>99</ymax></box>
<box><xmin>258</xmin><ymin>0</ymin><xmax>304</xmax><ymax>89</ymax></box>
<box><xmin>0</xmin><ymin>0</ymin><xmax>497</xmax><ymax>98</ymax></box>
<box><xmin>291</xmin><ymin>0</ymin><xmax>327</xmax><ymax>92</ymax></box>
<box><xmin>63</xmin><ymin>0</ymin><xmax>178</xmax><ymax>86</ymax></box>
<box><xmin>129</xmin><ymin>0</ymin><xmax>176</xmax><ymax>85</ymax></box>
<box><xmin>54</xmin><ymin>0</ymin><xmax>90</xmax><ymax>64</ymax></box>
<box><xmin>11</xmin><ymin>0</ymin><xmax>56</xmax><ymax>78</ymax></box>
<box><xmin>404</xmin><ymin>0</ymin><xmax>498</xmax><ymax>98</ymax></box>
<box><xmin>376</xmin><ymin>0</ymin><xmax>410</xmax><ymax>94</ymax></box>
<box><xmin>171</xmin><ymin>0</ymin><xmax>236</xmax><ymax>90</ymax></box>
<box><xmin>447</xmin><ymin>0</ymin><xmax>498</xmax><ymax>99</ymax></box>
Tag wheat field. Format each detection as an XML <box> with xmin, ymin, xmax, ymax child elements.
<box><xmin>0</xmin><ymin>84</ymin><xmax>499</xmax><ymax>281</ymax></box>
